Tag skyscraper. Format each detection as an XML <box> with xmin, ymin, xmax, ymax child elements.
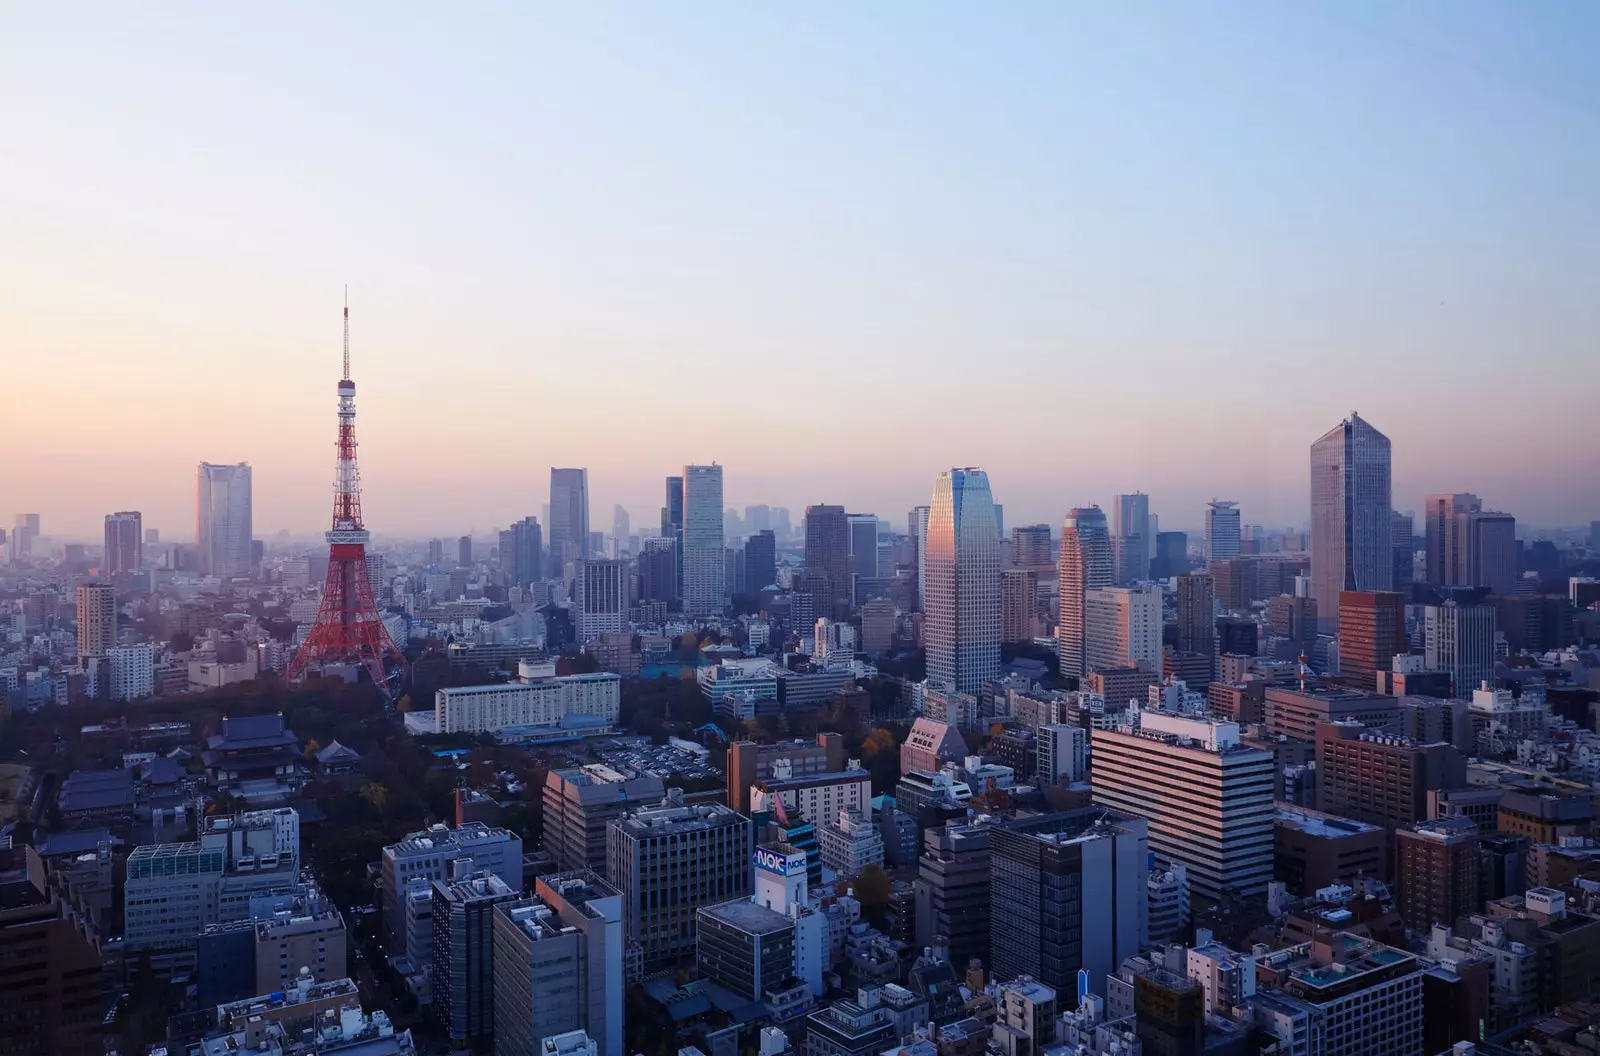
<box><xmin>1057</xmin><ymin>507</ymin><xmax>1113</xmax><ymax>680</ymax></box>
<box><xmin>1204</xmin><ymin>501</ymin><xmax>1241</xmax><ymax>565</ymax></box>
<box><xmin>1152</xmin><ymin>531</ymin><xmax>1188</xmax><ymax>579</ymax></box>
<box><xmin>610</xmin><ymin>504</ymin><xmax>630</xmax><ymax>556</ymax></box>
<box><xmin>575</xmin><ymin>559</ymin><xmax>627</xmax><ymax>642</ymax></box>
<box><xmin>682</xmin><ymin>464</ymin><xmax>725</xmax><ymax>616</ymax></box>
<box><xmin>1338</xmin><ymin>591</ymin><xmax>1407</xmax><ymax>685</ymax></box>
<box><xmin>458</xmin><ymin>535</ymin><xmax>473</xmax><ymax>568</ymax></box>
<box><xmin>1425</xmin><ymin>598</ymin><xmax>1496</xmax><ymax>699</ymax></box>
<box><xmin>924</xmin><ymin>468</ymin><xmax>1001</xmax><ymax>694</ymax></box>
<box><xmin>1011</xmin><ymin>524</ymin><xmax>1053</xmax><ymax>569</ymax></box>
<box><xmin>1466</xmin><ymin>510</ymin><xmax>1517</xmax><ymax>595</ymax></box>
<box><xmin>8</xmin><ymin>513</ymin><xmax>40</xmax><ymax>562</ymax></box>
<box><xmin>1001</xmin><ymin>569</ymin><xmax>1037</xmax><ymax>644</ymax></box>
<box><xmin>197</xmin><ymin>462</ymin><xmax>253</xmax><ymax>578</ymax></box>
<box><xmin>744</xmin><ymin>529</ymin><xmax>777</xmax><ymax>593</ymax></box>
<box><xmin>848</xmin><ymin>513</ymin><xmax>880</xmax><ymax>592</ymax></box>
<box><xmin>1084</xmin><ymin>585</ymin><xmax>1164</xmax><ymax>677</ymax></box>
<box><xmin>910</xmin><ymin>505</ymin><xmax>931</xmax><ymax>611</ymax></box>
<box><xmin>1310</xmin><ymin>413</ymin><xmax>1393</xmax><ymax>632</ymax></box>
<box><xmin>1175</xmin><ymin>573</ymin><xmax>1216</xmax><ymax>659</ymax></box>
<box><xmin>1110</xmin><ymin>492</ymin><xmax>1151</xmax><ymax>583</ymax></box>
<box><xmin>103</xmin><ymin>511</ymin><xmax>142</xmax><ymax>576</ymax></box>
<box><xmin>805</xmin><ymin>505</ymin><xmax>851</xmax><ymax>617</ymax></box>
<box><xmin>548</xmin><ymin>469</ymin><xmax>590</xmax><ymax>575</ymax></box>
<box><xmin>662</xmin><ymin>476</ymin><xmax>684</xmax><ymax>596</ymax></box>
<box><xmin>76</xmin><ymin>582</ymin><xmax>115</xmax><ymax>668</ymax></box>
<box><xmin>502</xmin><ymin>516</ymin><xmax>542</xmax><ymax>590</ymax></box>
<box><xmin>1424</xmin><ymin>493</ymin><xmax>1479</xmax><ymax>588</ymax></box>
<box><xmin>1392</xmin><ymin>510</ymin><xmax>1415</xmax><ymax>595</ymax></box>
<box><xmin>638</xmin><ymin>538</ymin><xmax>678</xmax><ymax>607</ymax></box>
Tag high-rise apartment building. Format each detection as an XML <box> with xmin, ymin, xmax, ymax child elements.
<box><xmin>1338</xmin><ymin>590</ymin><xmax>1407</xmax><ymax>685</ymax></box>
<box><xmin>575</xmin><ymin>559</ymin><xmax>626</xmax><ymax>642</ymax></box>
<box><xmin>1058</xmin><ymin>507</ymin><xmax>1114</xmax><ymax>680</ymax></box>
<box><xmin>1001</xmin><ymin>568</ymin><xmax>1037</xmax><ymax>644</ymax></box>
<box><xmin>1110</xmin><ymin>492</ymin><xmax>1151</xmax><ymax>584</ymax></box>
<box><xmin>1084</xmin><ymin>585</ymin><xmax>1163</xmax><ymax>678</ymax></box>
<box><xmin>197</xmin><ymin>462</ymin><xmax>253</xmax><ymax>578</ymax></box>
<box><xmin>1175</xmin><ymin>573</ymin><xmax>1216</xmax><ymax>661</ymax></box>
<box><xmin>607</xmin><ymin>798</ymin><xmax>752</xmax><ymax>971</ymax></box>
<box><xmin>548</xmin><ymin>468</ymin><xmax>590</xmax><ymax>575</ymax></box>
<box><xmin>75</xmin><ymin>582</ymin><xmax>115</xmax><ymax>669</ymax></box>
<box><xmin>682</xmin><ymin>464</ymin><xmax>726</xmax><ymax>616</ymax></box>
<box><xmin>1011</xmin><ymin>524</ymin><xmax>1053</xmax><ymax>569</ymax></box>
<box><xmin>1091</xmin><ymin>712</ymin><xmax>1275</xmax><ymax>900</ymax></box>
<box><xmin>103</xmin><ymin>511</ymin><xmax>142</xmax><ymax>575</ymax></box>
<box><xmin>744</xmin><ymin>529</ymin><xmax>777</xmax><ymax>592</ymax></box>
<box><xmin>1204</xmin><ymin>501</ymin><xmax>1241</xmax><ymax>565</ymax></box>
<box><xmin>990</xmin><ymin>809</ymin><xmax>1149</xmax><ymax>995</ymax></box>
<box><xmin>1425</xmin><ymin>598</ymin><xmax>1496</xmax><ymax>698</ymax></box>
<box><xmin>491</xmin><ymin>872</ymin><xmax>624</xmax><ymax>1056</ymax></box>
<box><xmin>1310</xmin><ymin>413</ymin><xmax>1393</xmax><ymax>632</ymax></box>
<box><xmin>806</xmin><ymin>505</ymin><xmax>852</xmax><ymax>617</ymax></box>
<box><xmin>924</xmin><ymin>468</ymin><xmax>1001</xmax><ymax>694</ymax></box>
<box><xmin>1394</xmin><ymin>817</ymin><xmax>1480</xmax><ymax>931</ymax></box>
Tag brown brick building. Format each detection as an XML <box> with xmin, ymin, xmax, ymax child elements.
<box><xmin>1338</xmin><ymin>590</ymin><xmax>1407</xmax><ymax>685</ymax></box>
<box><xmin>1395</xmin><ymin>816</ymin><xmax>1481</xmax><ymax>930</ymax></box>
<box><xmin>1315</xmin><ymin>721</ymin><xmax>1466</xmax><ymax>829</ymax></box>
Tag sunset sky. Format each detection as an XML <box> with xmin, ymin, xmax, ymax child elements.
<box><xmin>3</xmin><ymin>3</ymin><xmax>1597</xmax><ymax>541</ymax></box>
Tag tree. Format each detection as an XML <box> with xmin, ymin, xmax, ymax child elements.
<box><xmin>359</xmin><ymin>782</ymin><xmax>390</xmax><ymax>815</ymax></box>
<box><xmin>853</xmin><ymin>863</ymin><xmax>891</xmax><ymax>907</ymax></box>
<box><xmin>396</xmin><ymin>694</ymin><xmax>413</xmax><ymax>713</ymax></box>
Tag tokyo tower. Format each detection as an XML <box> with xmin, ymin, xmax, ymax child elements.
<box><xmin>286</xmin><ymin>297</ymin><xmax>403</xmax><ymax>686</ymax></box>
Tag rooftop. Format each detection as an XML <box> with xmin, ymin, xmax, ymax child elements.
<box><xmin>700</xmin><ymin>897</ymin><xmax>794</xmax><ymax>935</ymax></box>
<box><xmin>384</xmin><ymin>822</ymin><xmax>518</xmax><ymax>859</ymax></box>
<box><xmin>1275</xmin><ymin>806</ymin><xmax>1382</xmax><ymax>837</ymax></box>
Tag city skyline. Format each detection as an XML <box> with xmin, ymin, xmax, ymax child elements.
<box><xmin>4</xmin><ymin>5</ymin><xmax>1599</xmax><ymax>537</ymax></box>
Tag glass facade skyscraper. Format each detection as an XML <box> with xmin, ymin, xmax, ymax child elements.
<box><xmin>1057</xmin><ymin>506</ymin><xmax>1113</xmax><ymax>680</ymax></box>
<box><xmin>196</xmin><ymin>462</ymin><xmax>253</xmax><ymax>578</ymax></box>
<box><xmin>1310</xmin><ymin>413</ymin><xmax>1393</xmax><ymax>632</ymax></box>
<box><xmin>924</xmin><ymin>468</ymin><xmax>1000</xmax><ymax>694</ymax></box>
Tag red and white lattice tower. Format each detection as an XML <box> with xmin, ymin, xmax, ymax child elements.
<box><xmin>286</xmin><ymin>298</ymin><xmax>403</xmax><ymax>686</ymax></box>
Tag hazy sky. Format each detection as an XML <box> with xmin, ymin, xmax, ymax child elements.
<box><xmin>4</xmin><ymin>2</ymin><xmax>1597</xmax><ymax>542</ymax></box>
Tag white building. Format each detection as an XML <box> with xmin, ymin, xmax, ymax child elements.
<box><xmin>750</xmin><ymin>769</ymin><xmax>872</xmax><ymax>826</ymax></box>
<box><xmin>819</xmin><ymin>807</ymin><xmax>885</xmax><ymax>878</ymax></box>
<box><xmin>1148</xmin><ymin>860</ymin><xmax>1190</xmax><ymax>941</ymax></box>
<box><xmin>1037</xmin><ymin>723</ymin><xmax>1088</xmax><ymax>785</ymax></box>
<box><xmin>682</xmin><ymin>464</ymin><xmax>726</xmax><ymax>617</ymax></box>
<box><xmin>1085</xmin><ymin>585</ymin><xmax>1163</xmax><ymax>678</ymax></box>
<box><xmin>107</xmin><ymin>644</ymin><xmax>155</xmax><ymax>701</ymax></box>
<box><xmin>813</xmin><ymin>618</ymin><xmax>857</xmax><ymax>666</ymax></box>
<box><xmin>924</xmin><ymin>468</ymin><xmax>1001</xmax><ymax>694</ymax></box>
<box><xmin>1092</xmin><ymin>712</ymin><xmax>1275</xmax><ymax>900</ymax></box>
<box><xmin>434</xmin><ymin>672</ymin><xmax>620</xmax><ymax>735</ymax></box>
<box><xmin>380</xmin><ymin>823</ymin><xmax>524</xmax><ymax>957</ymax></box>
<box><xmin>1204</xmin><ymin>500</ymin><xmax>1241</xmax><ymax>565</ymax></box>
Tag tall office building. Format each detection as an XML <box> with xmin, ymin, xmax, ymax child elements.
<box><xmin>744</xmin><ymin>505</ymin><xmax>771</xmax><ymax>534</ymax></box>
<box><xmin>8</xmin><ymin>513</ymin><xmax>40</xmax><ymax>562</ymax></box>
<box><xmin>1037</xmin><ymin>724</ymin><xmax>1088</xmax><ymax>785</ymax></box>
<box><xmin>682</xmin><ymin>464</ymin><xmax>726</xmax><ymax>616</ymax></box>
<box><xmin>0</xmin><ymin>845</ymin><xmax>105</xmax><ymax>1056</ymax></box>
<box><xmin>197</xmin><ymin>462</ymin><xmax>253</xmax><ymax>578</ymax></box>
<box><xmin>1110</xmin><ymin>493</ymin><xmax>1151</xmax><ymax>584</ymax></box>
<box><xmin>924</xmin><ymin>468</ymin><xmax>1001</xmax><ymax>694</ymax></box>
<box><xmin>848</xmin><ymin>513</ymin><xmax>880</xmax><ymax>585</ymax></box>
<box><xmin>458</xmin><ymin>535</ymin><xmax>473</xmax><ymax>567</ymax></box>
<box><xmin>548</xmin><ymin>469</ymin><xmax>590</xmax><ymax>575</ymax></box>
<box><xmin>1425</xmin><ymin>598</ymin><xmax>1496</xmax><ymax>698</ymax></box>
<box><xmin>501</xmin><ymin>516</ymin><xmax>542</xmax><ymax>590</ymax></box>
<box><xmin>1310</xmin><ymin>413</ymin><xmax>1393</xmax><ymax>632</ymax></box>
<box><xmin>1012</xmin><ymin>524</ymin><xmax>1053</xmax><ymax>568</ymax></box>
<box><xmin>910</xmin><ymin>506</ymin><xmax>931</xmax><ymax>610</ymax></box>
<box><xmin>542</xmin><ymin>769</ymin><xmax>667</xmax><ymax>875</ymax></box>
<box><xmin>607</xmin><ymin>799</ymin><xmax>752</xmax><ymax>971</ymax></box>
<box><xmin>662</xmin><ymin>476</ymin><xmax>684</xmax><ymax>595</ymax></box>
<box><xmin>1392</xmin><ymin>511</ymin><xmax>1415</xmax><ymax>595</ymax></box>
<box><xmin>1001</xmin><ymin>569</ymin><xmax>1038</xmax><ymax>644</ymax></box>
<box><xmin>1424</xmin><ymin>493</ymin><xmax>1479</xmax><ymax>588</ymax></box>
<box><xmin>1057</xmin><ymin>507</ymin><xmax>1113</xmax><ymax>679</ymax></box>
<box><xmin>638</xmin><ymin>538</ymin><xmax>678</xmax><ymax>607</ymax></box>
<box><xmin>806</xmin><ymin>505</ymin><xmax>852</xmax><ymax>617</ymax></box>
<box><xmin>103</xmin><ymin>511</ymin><xmax>142</xmax><ymax>575</ymax></box>
<box><xmin>1315</xmin><ymin>723</ymin><xmax>1466</xmax><ymax>829</ymax></box>
<box><xmin>1204</xmin><ymin>501</ymin><xmax>1241</xmax><ymax>565</ymax></box>
<box><xmin>990</xmin><ymin>810</ymin><xmax>1149</xmax><ymax>995</ymax></box>
<box><xmin>1152</xmin><ymin>531</ymin><xmax>1188</xmax><ymax>579</ymax></box>
<box><xmin>1338</xmin><ymin>591</ymin><xmax>1406</xmax><ymax>685</ymax></box>
<box><xmin>610</xmin><ymin>505</ymin><xmax>630</xmax><ymax>555</ymax></box>
<box><xmin>1174</xmin><ymin>573</ymin><xmax>1216</xmax><ymax>659</ymax></box>
<box><xmin>428</xmin><ymin>538</ymin><xmax>445</xmax><ymax>566</ymax></box>
<box><xmin>1394</xmin><ymin>818</ymin><xmax>1481</xmax><ymax>931</ymax></box>
<box><xmin>76</xmin><ymin>582</ymin><xmax>116</xmax><ymax>668</ymax></box>
<box><xmin>1467</xmin><ymin>510</ymin><xmax>1516</xmax><ymax>595</ymax></box>
<box><xmin>431</xmin><ymin>868</ymin><xmax>520</xmax><ymax>1048</ymax></box>
<box><xmin>575</xmin><ymin>559</ymin><xmax>627</xmax><ymax>642</ymax></box>
<box><xmin>1085</xmin><ymin>585</ymin><xmax>1163</xmax><ymax>678</ymax></box>
<box><xmin>743</xmin><ymin>529</ymin><xmax>777</xmax><ymax>593</ymax></box>
<box><xmin>1092</xmin><ymin>712</ymin><xmax>1275</xmax><ymax>900</ymax></box>
<box><xmin>491</xmin><ymin>872</ymin><xmax>624</xmax><ymax>1056</ymax></box>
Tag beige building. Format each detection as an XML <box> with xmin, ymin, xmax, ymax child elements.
<box><xmin>253</xmin><ymin>902</ymin><xmax>348</xmax><ymax>996</ymax></box>
<box><xmin>1001</xmin><ymin>569</ymin><xmax>1038</xmax><ymax>644</ymax></box>
<box><xmin>1085</xmin><ymin>585</ymin><xmax>1163</xmax><ymax>678</ymax></box>
<box><xmin>75</xmin><ymin>582</ymin><xmax>116</xmax><ymax>666</ymax></box>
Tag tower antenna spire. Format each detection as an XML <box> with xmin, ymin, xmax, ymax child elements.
<box><xmin>342</xmin><ymin>285</ymin><xmax>350</xmax><ymax>381</ymax></box>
